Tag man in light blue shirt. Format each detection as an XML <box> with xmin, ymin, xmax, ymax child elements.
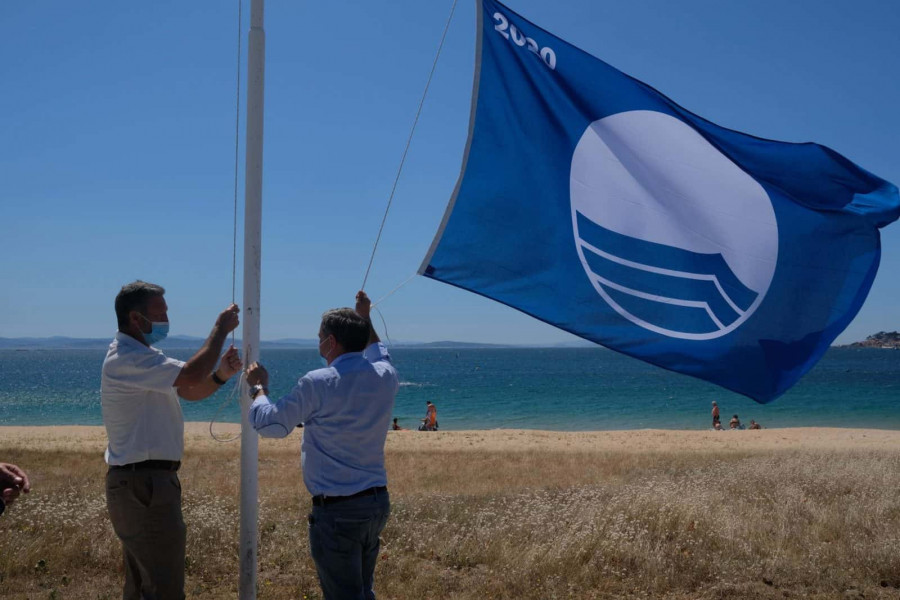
<box><xmin>247</xmin><ymin>291</ymin><xmax>398</xmax><ymax>600</ymax></box>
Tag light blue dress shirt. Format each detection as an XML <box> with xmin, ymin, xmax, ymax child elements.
<box><xmin>249</xmin><ymin>342</ymin><xmax>399</xmax><ymax>497</ymax></box>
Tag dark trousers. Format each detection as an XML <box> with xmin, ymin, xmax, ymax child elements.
<box><xmin>308</xmin><ymin>490</ymin><xmax>391</xmax><ymax>600</ymax></box>
<box><xmin>105</xmin><ymin>469</ymin><xmax>186</xmax><ymax>600</ymax></box>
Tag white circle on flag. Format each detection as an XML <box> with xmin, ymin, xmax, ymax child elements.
<box><xmin>570</xmin><ymin>110</ymin><xmax>779</xmax><ymax>340</ymax></box>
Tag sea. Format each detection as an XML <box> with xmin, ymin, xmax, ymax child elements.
<box><xmin>1</xmin><ymin>347</ymin><xmax>898</xmax><ymax>431</ymax></box>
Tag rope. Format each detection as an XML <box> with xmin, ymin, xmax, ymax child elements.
<box><xmin>368</xmin><ymin>272</ymin><xmax>418</xmax><ymax>350</ymax></box>
<box><xmin>371</xmin><ymin>273</ymin><xmax>417</xmax><ymax>308</ymax></box>
<box><xmin>211</xmin><ymin>0</ymin><xmax>458</xmax><ymax>441</ymax></box>
<box><xmin>374</xmin><ymin>307</ymin><xmax>395</xmax><ymax>348</ymax></box>
<box><xmin>209</xmin><ymin>372</ymin><xmax>245</xmax><ymax>443</ymax></box>
<box><xmin>230</xmin><ymin>0</ymin><xmax>243</xmax><ymax>344</ymax></box>
<box><xmin>360</xmin><ymin>0</ymin><xmax>460</xmax><ymax>291</ymax></box>
<box><xmin>209</xmin><ymin>0</ymin><xmax>245</xmax><ymax>444</ymax></box>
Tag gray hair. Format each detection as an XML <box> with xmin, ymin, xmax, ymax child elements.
<box><xmin>320</xmin><ymin>308</ymin><xmax>369</xmax><ymax>352</ymax></box>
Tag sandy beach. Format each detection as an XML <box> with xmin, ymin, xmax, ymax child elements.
<box><xmin>3</xmin><ymin>422</ymin><xmax>899</xmax><ymax>453</ymax></box>
<box><xmin>2</xmin><ymin>425</ymin><xmax>900</xmax><ymax>599</ymax></box>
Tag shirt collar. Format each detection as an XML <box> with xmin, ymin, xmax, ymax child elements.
<box><xmin>330</xmin><ymin>350</ymin><xmax>363</xmax><ymax>368</ymax></box>
<box><xmin>115</xmin><ymin>331</ymin><xmax>152</xmax><ymax>351</ymax></box>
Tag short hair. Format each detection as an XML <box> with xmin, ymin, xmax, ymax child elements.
<box><xmin>320</xmin><ymin>308</ymin><xmax>369</xmax><ymax>353</ymax></box>
<box><xmin>115</xmin><ymin>281</ymin><xmax>165</xmax><ymax>330</ymax></box>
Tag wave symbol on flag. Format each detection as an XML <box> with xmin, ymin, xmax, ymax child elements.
<box><xmin>570</xmin><ymin>110</ymin><xmax>779</xmax><ymax>341</ymax></box>
<box><xmin>575</xmin><ymin>211</ymin><xmax>759</xmax><ymax>338</ymax></box>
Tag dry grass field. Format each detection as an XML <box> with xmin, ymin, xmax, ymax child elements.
<box><xmin>2</xmin><ymin>426</ymin><xmax>900</xmax><ymax>599</ymax></box>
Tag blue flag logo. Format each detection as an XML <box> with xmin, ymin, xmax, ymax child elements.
<box><xmin>420</xmin><ymin>0</ymin><xmax>899</xmax><ymax>402</ymax></box>
<box><xmin>572</xmin><ymin>110</ymin><xmax>778</xmax><ymax>339</ymax></box>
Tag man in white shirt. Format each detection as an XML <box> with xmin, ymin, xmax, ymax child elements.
<box><xmin>101</xmin><ymin>280</ymin><xmax>241</xmax><ymax>600</ymax></box>
<box><xmin>246</xmin><ymin>291</ymin><xmax>398</xmax><ymax>600</ymax></box>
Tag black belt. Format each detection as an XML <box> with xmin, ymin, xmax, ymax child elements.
<box><xmin>312</xmin><ymin>486</ymin><xmax>387</xmax><ymax>507</ymax></box>
<box><xmin>110</xmin><ymin>460</ymin><xmax>181</xmax><ymax>472</ymax></box>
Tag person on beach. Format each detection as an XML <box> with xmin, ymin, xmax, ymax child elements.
<box><xmin>419</xmin><ymin>400</ymin><xmax>438</xmax><ymax>431</ymax></box>
<box><xmin>0</xmin><ymin>462</ymin><xmax>30</xmax><ymax>516</ymax></box>
<box><xmin>711</xmin><ymin>401</ymin><xmax>720</xmax><ymax>427</ymax></box>
<box><xmin>749</xmin><ymin>419</ymin><xmax>762</xmax><ymax>429</ymax></box>
<box><xmin>246</xmin><ymin>290</ymin><xmax>398</xmax><ymax>600</ymax></box>
<box><xmin>729</xmin><ymin>414</ymin><xmax>744</xmax><ymax>429</ymax></box>
<box><xmin>713</xmin><ymin>421</ymin><xmax>724</xmax><ymax>431</ymax></box>
<box><xmin>101</xmin><ymin>281</ymin><xmax>242</xmax><ymax>600</ymax></box>
<box><xmin>392</xmin><ymin>417</ymin><xmax>407</xmax><ymax>431</ymax></box>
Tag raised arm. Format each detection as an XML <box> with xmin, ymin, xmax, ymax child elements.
<box><xmin>355</xmin><ymin>291</ymin><xmax>380</xmax><ymax>345</ymax></box>
<box><xmin>174</xmin><ymin>304</ymin><xmax>240</xmax><ymax>391</ymax></box>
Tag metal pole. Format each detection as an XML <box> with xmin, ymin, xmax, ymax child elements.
<box><xmin>239</xmin><ymin>0</ymin><xmax>264</xmax><ymax>597</ymax></box>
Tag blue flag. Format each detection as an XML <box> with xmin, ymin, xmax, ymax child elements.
<box><xmin>419</xmin><ymin>0</ymin><xmax>900</xmax><ymax>402</ymax></box>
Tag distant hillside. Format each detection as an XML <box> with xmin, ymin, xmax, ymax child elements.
<box><xmin>0</xmin><ymin>336</ymin><xmax>536</xmax><ymax>350</ymax></box>
<box><xmin>0</xmin><ymin>336</ymin><xmax>318</xmax><ymax>350</ymax></box>
<box><xmin>409</xmin><ymin>341</ymin><xmax>514</xmax><ymax>349</ymax></box>
<box><xmin>850</xmin><ymin>331</ymin><xmax>900</xmax><ymax>349</ymax></box>
<box><xmin>0</xmin><ymin>336</ymin><xmax>112</xmax><ymax>350</ymax></box>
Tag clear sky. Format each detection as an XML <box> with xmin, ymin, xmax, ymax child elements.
<box><xmin>2</xmin><ymin>0</ymin><xmax>898</xmax><ymax>345</ymax></box>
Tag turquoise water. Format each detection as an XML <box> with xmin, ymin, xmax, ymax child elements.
<box><xmin>0</xmin><ymin>347</ymin><xmax>898</xmax><ymax>430</ymax></box>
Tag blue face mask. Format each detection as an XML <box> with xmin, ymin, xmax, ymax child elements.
<box><xmin>140</xmin><ymin>314</ymin><xmax>169</xmax><ymax>346</ymax></box>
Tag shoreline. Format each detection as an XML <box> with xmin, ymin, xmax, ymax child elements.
<box><xmin>2</xmin><ymin>423</ymin><xmax>900</xmax><ymax>454</ymax></box>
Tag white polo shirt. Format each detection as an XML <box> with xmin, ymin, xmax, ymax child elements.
<box><xmin>101</xmin><ymin>332</ymin><xmax>186</xmax><ymax>466</ymax></box>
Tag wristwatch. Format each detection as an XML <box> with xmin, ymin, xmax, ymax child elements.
<box><xmin>250</xmin><ymin>384</ymin><xmax>268</xmax><ymax>399</ymax></box>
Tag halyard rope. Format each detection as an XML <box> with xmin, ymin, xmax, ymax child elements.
<box><xmin>210</xmin><ymin>0</ymin><xmax>245</xmax><ymax>443</ymax></box>
<box><xmin>360</xmin><ymin>0</ymin><xmax>460</xmax><ymax>292</ymax></box>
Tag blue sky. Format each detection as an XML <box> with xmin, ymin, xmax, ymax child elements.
<box><xmin>2</xmin><ymin>0</ymin><xmax>898</xmax><ymax>345</ymax></box>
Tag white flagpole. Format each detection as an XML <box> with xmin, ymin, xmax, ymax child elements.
<box><xmin>240</xmin><ymin>0</ymin><xmax>264</xmax><ymax>596</ymax></box>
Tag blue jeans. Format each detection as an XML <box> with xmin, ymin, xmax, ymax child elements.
<box><xmin>308</xmin><ymin>490</ymin><xmax>390</xmax><ymax>600</ymax></box>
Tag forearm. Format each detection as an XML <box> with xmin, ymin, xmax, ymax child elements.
<box><xmin>367</xmin><ymin>319</ymin><xmax>380</xmax><ymax>345</ymax></box>
<box><xmin>178</xmin><ymin>369</ymin><xmax>231</xmax><ymax>401</ymax></box>
<box><xmin>249</xmin><ymin>395</ymin><xmax>293</xmax><ymax>438</ymax></box>
<box><xmin>176</xmin><ymin>326</ymin><xmax>229</xmax><ymax>387</ymax></box>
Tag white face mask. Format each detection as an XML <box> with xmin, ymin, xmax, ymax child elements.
<box><xmin>318</xmin><ymin>335</ymin><xmax>335</xmax><ymax>366</ymax></box>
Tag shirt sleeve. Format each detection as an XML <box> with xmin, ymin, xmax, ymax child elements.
<box><xmin>362</xmin><ymin>342</ymin><xmax>392</xmax><ymax>364</ymax></box>
<box><xmin>249</xmin><ymin>375</ymin><xmax>320</xmax><ymax>438</ymax></box>
<box><xmin>363</xmin><ymin>342</ymin><xmax>399</xmax><ymax>395</ymax></box>
<box><xmin>126</xmin><ymin>351</ymin><xmax>186</xmax><ymax>392</ymax></box>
